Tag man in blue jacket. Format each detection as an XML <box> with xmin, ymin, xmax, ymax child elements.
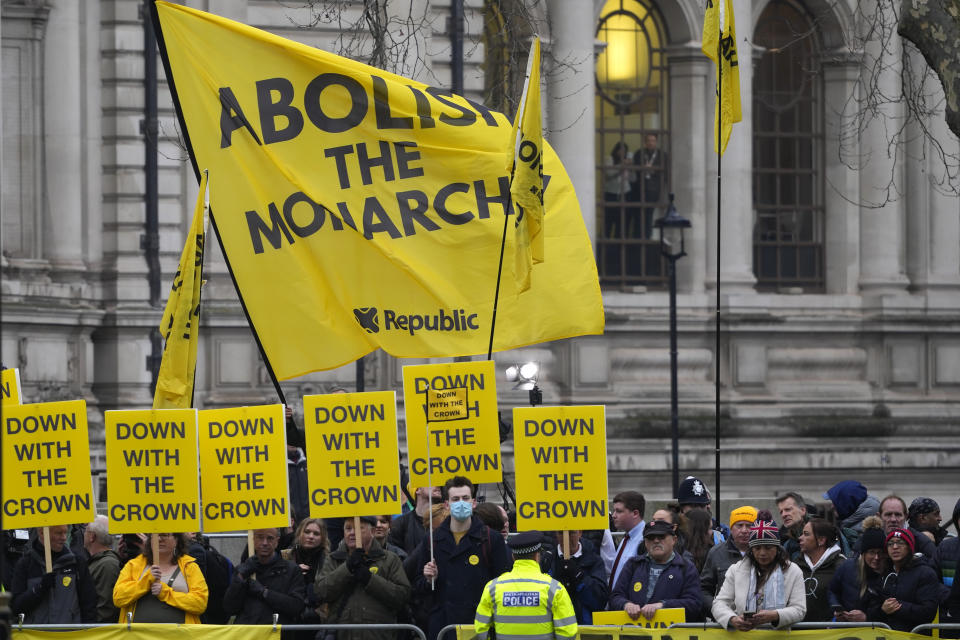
<box><xmin>609</xmin><ymin>520</ymin><xmax>703</xmax><ymax>621</ymax></box>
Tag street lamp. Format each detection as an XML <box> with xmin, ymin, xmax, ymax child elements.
<box><xmin>653</xmin><ymin>193</ymin><xmax>691</xmax><ymax>498</ymax></box>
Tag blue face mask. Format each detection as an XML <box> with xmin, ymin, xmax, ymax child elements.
<box><xmin>450</xmin><ymin>500</ymin><xmax>473</xmax><ymax>521</ymax></box>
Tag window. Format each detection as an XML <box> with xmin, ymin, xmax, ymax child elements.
<box><xmin>753</xmin><ymin>1</ymin><xmax>824</xmax><ymax>291</ymax></box>
<box><xmin>595</xmin><ymin>0</ymin><xmax>669</xmax><ymax>287</ymax></box>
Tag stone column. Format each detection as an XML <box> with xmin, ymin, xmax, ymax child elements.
<box><xmin>547</xmin><ymin>0</ymin><xmax>597</xmax><ymax>242</ymax></box>
<box><xmin>857</xmin><ymin>4</ymin><xmax>909</xmax><ymax>295</ymax></box>
<box><xmin>705</xmin><ymin>0</ymin><xmax>755</xmax><ymax>292</ymax></box>
<box><xmin>904</xmin><ymin>46</ymin><xmax>960</xmax><ymax>296</ymax></box>
<box><xmin>43</xmin><ymin>0</ymin><xmax>86</xmax><ymax>272</ymax></box>
<box><xmin>822</xmin><ymin>54</ymin><xmax>860</xmax><ymax>294</ymax></box>
<box><xmin>667</xmin><ymin>46</ymin><xmax>709</xmax><ymax>293</ymax></box>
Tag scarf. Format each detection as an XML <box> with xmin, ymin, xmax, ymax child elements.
<box><xmin>747</xmin><ymin>564</ymin><xmax>786</xmax><ymax>611</ymax></box>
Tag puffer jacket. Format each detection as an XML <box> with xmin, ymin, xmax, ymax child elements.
<box><xmin>863</xmin><ymin>559</ymin><xmax>940</xmax><ymax>631</ymax></box>
<box><xmin>315</xmin><ymin>539</ymin><xmax>411</xmax><ymax>640</ymax></box>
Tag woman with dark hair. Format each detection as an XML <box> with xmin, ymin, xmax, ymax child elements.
<box><xmin>113</xmin><ymin>533</ymin><xmax>208</xmax><ymax>623</ymax></box>
<box><xmin>829</xmin><ymin>515</ymin><xmax>887</xmax><ymax>621</ymax></box>
<box><xmin>864</xmin><ymin>528</ymin><xmax>940</xmax><ymax>631</ymax></box>
<box><xmin>681</xmin><ymin>508</ymin><xmax>717</xmax><ymax>572</ymax></box>
<box><xmin>797</xmin><ymin>518</ymin><xmax>846</xmax><ymax>621</ymax></box>
<box><xmin>712</xmin><ymin>520</ymin><xmax>806</xmax><ymax>630</ymax></box>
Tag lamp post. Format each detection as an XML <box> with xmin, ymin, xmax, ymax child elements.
<box><xmin>654</xmin><ymin>194</ymin><xmax>691</xmax><ymax>498</ymax></box>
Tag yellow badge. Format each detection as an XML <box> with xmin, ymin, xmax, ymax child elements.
<box><xmin>370</xmin><ymin>566</ymin><xmax>379</xmax><ymax>574</ymax></box>
<box><xmin>468</xmin><ymin>554</ymin><xmax>480</xmax><ymax>566</ymax></box>
<box><xmin>633</xmin><ymin>581</ymin><xmax>642</xmax><ymax>592</ymax></box>
<box><xmin>62</xmin><ymin>576</ymin><xmax>72</xmax><ymax>587</ymax></box>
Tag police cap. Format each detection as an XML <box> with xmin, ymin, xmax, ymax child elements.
<box><xmin>508</xmin><ymin>531</ymin><xmax>543</xmax><ymax>555</ymax></box>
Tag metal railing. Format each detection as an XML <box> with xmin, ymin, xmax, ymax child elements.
<box><xmin>12</xmin><ymin>621</ymin><xmax>426</xmax><ymax>640</ymax></box>
<box><xmin>911</xmin><ymin>624</ymin><xmax>960</xmax><ymax>635</ymax></box>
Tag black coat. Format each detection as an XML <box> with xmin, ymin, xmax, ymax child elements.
<box><xmin>610</xmin><ymin>551</ymin><xmax>704</xmax><ymax>621</ymax></box>
<box><xmin>863</xmin><ymin>560</ymin><xmax>940</xmax><ymax>631</ymax></box>
<box><xmin>389</xmin><ymin>508</ymin><xmax>428</xmax><ymax>556</ymax></box>
<box><xmin>10</xmin><ymin>539</ymin><xmax>97</xmax><ymax>623</ymax></box>
<box><xmin>539</xmin><ymin>537</ymin><xmax>609</xmax><ymax>624</ymax></box>
<box><xmin>799</xmin><ymin>548</ymin><xmax>846</xmax><ymax>622</ymax></box>
<box><xmin>223</xmin><ymin>552</ymin><xmax>305</xmax><ymax>625</ymax></box>
<box><xmin>408</xmin><ymin>517</ymin><xmax>511</xmax><ymax>640</ymax></box>
<box><xmin>827</xmin><ymin>556</ymin><xmax>882</xmax><ymax>611</ymax></box>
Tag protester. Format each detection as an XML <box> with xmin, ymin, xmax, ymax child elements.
<box><xmin>711</xmin><ymin>519</ymin><xmax>806</xmax><ymax>630</ymax></box>
<box><xmin>223</xmin><ymin>527</ymin><xmax>305</xmax><ymax>628</ymax></box>
<box><xmin>473</xmin><ymin>502</ymin><xmax>509</xmax><ymax>541</ymax></box>
<box><xmin>796</xmin><ymin>518</ymin><xmax>846</xmax><ymax>621</ymax></box>
<box><xmin>84</xmin><ymin>516</ymin><xmax>121</xmax><ymax>622</ymax></box>
<box><xmin>777</xmin><ymin>492</ymin><xmax>809</xmax><ymax>558</ymax></box>
<box><xmin>606</xmin><ymin>491</ymin><xmax>647</xmax><ymax>589</ymax></box>
<box><xmin>282</xmin><ymin>517</ymin><xmax>329</xmax><ymax>630</ymax></box>
<box><xmin>390</xmin><ymin>486</ymin><xmax>442</xmax><ymax>555</ymax></box>
<box><xmin>829</xmin><ymin>515</ymin><xmax>886</xmax><ymax>621</ymax></box>
<box><xmin>315</xmin><ymin>516</ymin><xmax>411</xmax><ymax>640</ymax></box>
<box><xmin>610</xmin><ymin>520</ymin><xmax>703</xmax><ymax>621</ymax></box>
<box><xmin>373</xmin><ymin>515</ymin><xmax>408</xmax><ymax>561</ymax></box>
<box><xmin>539</xmin><ymin>529</ymin><xmax>608</xmax><ymax>624</ymax></box>
<box><xmin>935</xmin><ymin>498</ymin><xmax>960</xmax><ymax>637</ymax></box>
<box><xmin>474</xmin><ymin>530</ymin><xmax>577</xmax><ymax>639</ymax></box>
<box><xmin>879</xmin><ymin>495</ymin><xmax>936</xmax><ymax>559</ymax></box>
<box><xmin>112</xmin><ymin>532</ymin><xmax>208</xmax><ymax>623</ymax></box>
<box><xmin>11</xmin><ymin>525</ymin><xmax>97</xmax><ymax>623</ymax></box>
<box><xmin>682</xmin><ymin>508</ymin><xmax>717</xmax><ymax>572</ymax></box>
<box><xmin>908</xmin><ymin>498</ymin><xmax>945</xmax><ymax>545</ymax></box>
<box><xmin>185</xmin><ymin>531</ymin><xmax>233</xmax><ymax>624</ymax></box>
<box><xmin>701</xmin><ymin>506</ymin><xmax>757</xmax><ymax>615</ymax></box>
<box><xmin>409</xmin><ymin>476</ymin><xmax>511</xmax><ymax>640</ymax></box>
<box><xmin>863</xmin><ymin>528</ymin><xmax>940</xmax><ymax>631</ymax></box>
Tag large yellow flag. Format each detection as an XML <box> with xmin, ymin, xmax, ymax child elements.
<box><xmin>151</xmin><ymin>2</ymin><xmax>603</xmax><ymax>379</ymax></box>
<box><xmin>509</xmin><ymin>38</ymin><xmax>544</xmax><ymax>292</ymax></box>
<box><xmin>154</xmin><ymin>170</ymin><xmax>207</xmax><ymax>409</ymax></box>
<box><xmin>702</xmin><ymin>0</ymin><xmax>741</xmax><ymax>154</ymax></box>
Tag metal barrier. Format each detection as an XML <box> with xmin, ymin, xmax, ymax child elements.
<box><xmin>12</xmin><ymin>622</ymin><xmax>426</xmax><ymax>640</ymax></box>
<box><xmin>438</xmin><ymin>620</ymin><xmax>898</xmax><ymax>639</ymax></box>
<box><xmin>911</xmin><ymin>624</ymin><xmax>960</xmax><ymax>635</ymax></box>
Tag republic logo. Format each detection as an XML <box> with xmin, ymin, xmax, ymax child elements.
<box><xmin>352</xmin><ymin>306</ymin><xmax>480</xmax><ymax>336</ymax></box>
<box><xmin>353</xmin><ymin>307</ymin><xmax>380</xmax><ymax>334</ymax></box>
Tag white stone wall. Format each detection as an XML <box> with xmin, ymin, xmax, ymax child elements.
<box><xmin>2</xmin><ymin>0</ymin><xmax>958</xmax><ymax>503</ymax></box>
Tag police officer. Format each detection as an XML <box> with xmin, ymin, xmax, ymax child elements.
<box><xmin>474</xmin><ymin>531</ymin><xmax>577</xmax><ymax>639</ymax></box>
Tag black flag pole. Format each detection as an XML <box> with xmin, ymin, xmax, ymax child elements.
<box><xmin>149</xmin><ymin>0</ymin><xmax>287</xmax><ymax>406</ymax></box>
<box><xmin>487</xmin><ymin>199</ymin><xmax>514</xmax><ymax>361</ymax></box>
<box><xmin>714</xmin><ymin>6</ymin><xmax>723</xmax><ymax>512</ymax></box>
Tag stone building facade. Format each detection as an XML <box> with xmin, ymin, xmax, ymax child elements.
<box><xmin>2</xmin><ymin>0</ymin><xmax>958</xmax><ymax>509</ymax></box>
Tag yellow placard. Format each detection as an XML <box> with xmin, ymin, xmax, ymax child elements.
<box><xmin>513</xmin><ymin>405</ymin><xmax>607</xmax><ymax>531</ymax></box>
<box><xmin>105</xmin><ymin>409</ymin><xmax>201</xmax><ymax>533</ymax></box>
<box><xmin>591</xmin><ymin>608</ymin><xmax>686</xmax><ymax>627</ymax></box>
<box><xmin>198</xmin><ymin>404</ymin><xmax>289</xmax><ymax>531</ymax></box>
<box><xmin>1</xmin><ymin>400</ymin><xmax>95</xmax><ymax>529</ymax></box>
<box><xmin>303</xmin><ymin>391</ymin><xmax>401</xmax><ymax>518</ymax></box>
<box><xmin>403</xmin><ymin>361</ymin><xmax>501</xmax><ymax>488</ymax></box>
<box><xmin>1</xmin><ymin>368</ymin><xmax>22</xmax><ymax>406</ymax></box>
<box><xmin>150</xmin><ymin>2</ymin><xmax>604</xmax><ymax>380</ymax></box>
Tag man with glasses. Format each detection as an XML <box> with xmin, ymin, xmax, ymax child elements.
<box><xmin>609</xmin><ymin>520</ymin><xmax>703</xmax><ymax>621</ymax></box>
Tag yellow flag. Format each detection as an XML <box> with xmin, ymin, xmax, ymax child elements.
<box><xmin>152</xmin><ymin>2</ymin><xmax>603</xmax><ymax>379</ymax></box>
<box><xmin>702</xmin><ymin>0</ymin><xmax>741</xmax><ymax>154</ymax></box>
<box><xmin>154</xmin><ymin>170</ymin><xmax>207</xmax><ymax>409</ymax></box>
<box><xmin>509</xmin><ymin>38</ymin><xmax>544</xmax><ymax>292</ymax></box>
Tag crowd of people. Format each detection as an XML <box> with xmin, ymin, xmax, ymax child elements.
<box><xmin>5</xmin><ymin>476</ymin><xmax>958</xmax><ymax>639</ymax></box>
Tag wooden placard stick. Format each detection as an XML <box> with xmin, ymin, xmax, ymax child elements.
<box><xmin>562</xmin><ymin>530</ymin><xmax>571</xmax><ymax>560</ymax></box>
<box><xmin>354</xmin><ymin>516</ymin><xmax>362</xmax><ymax>547</ymax></box>
<box><xmin>151</xmin><ymin>534</ymin><xmax>160</xmax><ymax>564</ymax></box>
<box><xmin>247</xmin><ymin>530</ymin><xmax>257</xmax><ymax>580</ymax></box>
<box><xmin>42</xmin><ymin>527</ymin><xmax>52</xmax><ymax>573</ymax></box>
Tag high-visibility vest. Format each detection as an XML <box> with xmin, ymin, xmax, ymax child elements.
<box><xmin>474</xmin><ymin>558</ymin><xmax>577</xmax><ymax>639</ymax></box>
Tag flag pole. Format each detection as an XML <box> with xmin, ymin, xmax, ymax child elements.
<box><xmin>487</xmin><ymin>202</ymin><xmax>512</xmax><ymax>360</ymax></box>
<box><xmin>150</xmin><ymin>1</ymin><xmax>287</xmax><ymax>406</ymax></box>
<box><xmin>190</xmin><ymin>169</ymin><xmax>210</xmax><ymax>409</ymax></box>
<box><xmin>713</xmin><ymin>5</ymin><xmax>723</xmax><ymax>512</ymax></box>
